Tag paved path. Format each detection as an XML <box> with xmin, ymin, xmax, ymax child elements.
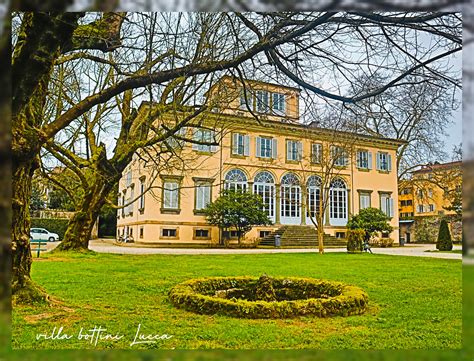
<box><xmin>87</xmin><ymin>239</ymin><xmax>462</xmax><ymax>260</ymax></box>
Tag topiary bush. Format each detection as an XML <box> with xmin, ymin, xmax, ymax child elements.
<box><xmin>169</xmin><ymin>275</ymin><xmax>369</xmax><ymax>319</ymax></box>
<box><xmin>346</xmin><ymin>229</ymin><xmax>365</xmax><ymax>253</ymax></box>
<box><xmin>437</xmin><ymin>219</ymin><xmax>453</xmax><ymax>251</ymax></box>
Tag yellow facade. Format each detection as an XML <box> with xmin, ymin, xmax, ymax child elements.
<box><xmin>117</xmin><ymin>78</ymin><xmax>404</xmax><ymax>245</ymax></box>
<box><xmin>412</xmin><ymin>161</ymin><xmax>461</xmax><ymax>218</ymax></box>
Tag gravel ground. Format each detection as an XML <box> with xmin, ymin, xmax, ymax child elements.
<box><xmin>81</xmin><ymin>239</ymin><xmax>463</xmax><ymax>259</ymax></box>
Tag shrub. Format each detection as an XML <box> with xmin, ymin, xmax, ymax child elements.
<box><xmin>437</xmin><ymin>219</ymin><xmax>453</xmax><ymax>251</ymax></box>
<box><xmin>169</xmin><ymin>276</ymin><xmax>369</xmax><ymax>319</ymax></box>
<box><xmin>346</xmin><ymin>229</ymin><xmax>365</xmax><ymax>253</ymax></box>
<box><xmin>31</xmin><ymin>218</ymin><xmax>69</xmax><ymax>240</ymax></box>
<box><xmin>379</xmin><ymin>238</ymin><xmax>394</xmax><ymax>248</ymax></box>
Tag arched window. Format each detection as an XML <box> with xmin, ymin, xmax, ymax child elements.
<box><xmin>280</xmin><ymin>173</ymin><xmax>301</xmax><ymax>224</ymax></box>
<box><xmin>329</xmin><ymin>178</ymin><xmax>347</xmax><ymax>226</ymax></box>
<box><xmin>253</xmin><ymin>171</ymin><xmax>275</xmax><ymax>221</ymax></box>
<box><xmin>307</xmin><ymin>175</ymin><xmax>321</xmax><ymax>220</ymax></box>
<box><xmin>224</xmin><ymin>169</ymin><xmax>247</xmax><ymax>192</ymax></box>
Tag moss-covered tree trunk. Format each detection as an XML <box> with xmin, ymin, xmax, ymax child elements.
<box><xmin>12</xmin><ymin>157</ymin><xmax>47</xmax><ymax>302</ymax></box>
<box><xmin>56</xmin><ymin>176</ymin><xmax>116</xmax><ymax>251</ymax></box>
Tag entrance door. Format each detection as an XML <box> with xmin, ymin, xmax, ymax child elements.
<box><xmin>406</xmin><ymin>232</ymin><xmax>411</xmax><ymax>243</ymax></box>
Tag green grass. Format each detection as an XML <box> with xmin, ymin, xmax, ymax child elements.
<box><xmin>12</xmin><ymin>252</ymin><xmax>461</xmax><ymax>350</ymax></box>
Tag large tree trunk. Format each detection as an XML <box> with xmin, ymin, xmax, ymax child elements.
<box><xmin>56</xmin><ymin>178</ymin><xmax>114</xmax><ymax>251</ymax></box>
<box><xmin>11</xmin><ymin>158</ymin><xmax>47</xmax><ymax>303</ymax></box>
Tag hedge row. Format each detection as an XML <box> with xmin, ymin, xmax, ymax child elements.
<box><xmin>31</xmin><ymin>218</ymin><xmax>70</xmax><ymax>240</ymax></box>
<box><xmin>169</xmin><ymin>276</ymin><xmax>369</xmax><ymax>319</ymax></box>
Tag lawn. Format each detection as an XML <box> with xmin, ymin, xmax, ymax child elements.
<box><xmin>12</xmin><ymin>251</ymin><xmax>461</xmax><ymax>350</ymax></box>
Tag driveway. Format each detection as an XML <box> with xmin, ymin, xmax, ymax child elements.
<box><xmin>87</xmin><ymin>239</ymin><xmax>462</xmax><ymax>260</ymax></box>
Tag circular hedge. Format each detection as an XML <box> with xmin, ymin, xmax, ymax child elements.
<box><xmin>168</xmin><ymin>275</ymin><xmax>369</xmax><ymax>319</ymax></box>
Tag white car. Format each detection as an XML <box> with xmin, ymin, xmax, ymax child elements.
<box><xmin>30</xmin><ymin>228</ymin><xmax>60</xmax><ymax>242</ymax></box>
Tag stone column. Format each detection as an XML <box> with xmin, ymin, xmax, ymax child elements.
<box><xmin>275</xmin><ymin>184</ymin><xmax>281</xmax><ymax>225</ymax></box>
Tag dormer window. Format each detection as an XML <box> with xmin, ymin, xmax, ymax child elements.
<box><xmin>239</xmin><ymin>89</ymin><xmax>251</xmax><ymax>110</ymax></box>
<box><xmin>272</xmin><ymin>93</ymin><xmax>286</xmax><ymax>115</ymax></box>
<box><xmin>256</xmin><ymin>90</ymin><xmax>269</xmax><ymax>112</ymax></box>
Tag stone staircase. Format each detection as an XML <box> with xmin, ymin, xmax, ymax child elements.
<box><xmin>259</xmin><ymin>225</ymin><xmax>347</xmax><ymax>248</ymax></box>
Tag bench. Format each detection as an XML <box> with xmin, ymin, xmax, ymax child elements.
<box><xmin>30</xmin><ymin>239</ymin><xmax>47</xmax><ymax>258</ymax></box>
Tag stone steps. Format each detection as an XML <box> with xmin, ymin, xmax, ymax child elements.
<box><xmin>259</xmin><ymin>225</ymin><xmax>347</xmax><ymax>248</ymax></box>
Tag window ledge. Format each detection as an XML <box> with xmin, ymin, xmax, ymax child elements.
<box><xmin>377</xmin><ymin>170</ymin><xmax>390</xmax><ymax>174</ymax></box>
<box><xmin>193</xmin><ymin>150</ymin><xmax>215</xmax><ymax>155</ymax></box>
<box><xmin>193</xmin><ymin>210</ymin><xmax>207</xmax><ymax>216</ymax></box>
<box><xmin>285</xmin><ymin>159</ymin><xmax>300</xmax><ymax>164</ymax></box>
<box><xmin>357</xmin><ymin>167</ymin><xmax>370</xmax><ymax>172</ymax></box>
<box><xmin>160</xmin><ymin>208</ymin><xmax>181</xmax><ymax>215</ymax></box>
<box><xmin>230</xmin><ymin>154</ymin><xmax>247</xmax><ymax>159</ymax></box>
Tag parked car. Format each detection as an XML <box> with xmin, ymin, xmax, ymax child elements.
<box><xmin>30</xmin><ymin>228</ymin><xmax>60</xmax><ymax>242</ymax></box>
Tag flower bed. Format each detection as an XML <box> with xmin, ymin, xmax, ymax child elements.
<box><xmin>169</xmin><ymin>275</ymin><xmax>369</xmax><ymax>319</ymax></box>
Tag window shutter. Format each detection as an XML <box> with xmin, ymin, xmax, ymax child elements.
<box><xmin>286</xmin><ymin>140</ymin><xmax>291</xmax><ymax>160</ymax></box>
<box><xmin>244</xmin><ymin>135</ymin><xmax>250</xmax><ymax>156</ymax></box>
<box><xmin>297</xmin><ymin>142</ymin><xmax>303</xmax><ymax>160</ymax></box>
<box><xmin>368</xmin><ymin>152</ymin><xmax>372</xmax><ymax>170</ymax></box>
<box><xmin>387</xmin><ymin>154</ymin><xmax>392</xmax><ymax>171</ymax></box>
<box><xmin>272</xmin><ymin>138</ymin><xmax>278</xmax><ymax>159</ymax></box>
<box><xmin>232</xmin><ymin>133</ymin><xmax>238</xmax><ymax>155</ymax></box>
<box><xmin>389</xmin><ymin>198</ymin><xmax>394</xmax><ymax>217</ymax></box>
<box><xmin>344</xmin><ymin>150</ymin><xmax>348</xmax><ymax>166</ymax></box>
<box><xmin>256</xmin><ymin>137</ymin><xmax>261</xmax><ymax>157</ymax></box>
<box><xmin>376</xmin><ymin>153</ymin><xmax>380</xmax><ymax>170</ymax></box>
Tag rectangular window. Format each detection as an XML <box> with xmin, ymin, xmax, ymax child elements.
<box><xmin>139</xmin><ymin>227</ymin><xmax>144</xmax><ymax>239</ymax></box>
<box><xmin>272</xmin><ymin>93</ymin><xmax>286</xmax><ymax>115</ymax></box>
<box><xmin>256</xmin><ymin>90</ymin><xmax>269</xmax><ymax>112</ymax></box>
<box><xmin>286</xmin><ymin>140</ymin><xmax>302</xmax><ymax>161</ymax></box>
<box><xmin>357</xmin><ymin>150</ymin><xmax>372</xmax><ymax>169</ymax></box>
<box><xmin>406</xmin><ymin>200</ymin><xmax>413</xmax><ymax>206</ymax></box>
<box><xmin>259</xmin><ymin>230</ymin><xmax>271</xmax><ymax>238</ymax></box>
<box><xmin>335</xmin><ymin>232</ymin><xmax>346</xmax><ymax>239</ymax></box>
<box><xmin>240</xmin><ymin>88</ymin><xmax>252</xmax><ymax>109</ymax></box>
<box><xmin>164</xmin><ymin>127</ymin><xmax>187</xmax><ymax>149</ymax></box>
<box><xmin>195</xmin><ymin>183</ymin><xmax>211</xmax><ymax>211</ymax></box>
<box><xmin>121</xmin><ymin>193</ymin><xmax>125</xmax><ymax>217</ymax></box>
<box><xmin>331</xmin><ymin>146</ymin><xmax>348</xmax><ymax>167</ymax></box>
<box><xmin>256</xmin><ymin>136</ymin><xmax>276</xmax><ymax>158</ymax></box>
<box><xmin>163</xmin><ymin>181</ymin><xmax>179</xmax><ymax>209</ymax></box>
<box><xmin>231</xmin><ymin>133</ymin><xmax>250</xmax><ymax>156</ymax></box>
<box><xmin>376</xmin><ymin>152</ymin><xmax>392</xmax><ymax>172</ymax></box>
<box><xmin>359</xmin><ymin>192</ymin><xmax>371</xmax><ymax>210</ymax></box>
<box><xmin>195</xmin><ymin>229</ymin><xmax>210</xmax><ymax>238</ymax></box>
<box><xmin>417</xmin><ymin>205</ymin><xmax>424</xmax><ymax>213</ymax></box>
<box><xmin>126</xmin><ymin>187</ymin><xmax>134</xmax><ymax>215</ymax></box>
<box><xmin>380</xmin><ymin>193</ymin><xmax>394</xmax><ymax>217</ymax></box>
<box><xmin>192</xmin><ymin>129</ymin><xmax>217</xmax><ymax>153</ymax></box>
<box><xmin>162</xmin><ymin>228</ymin><xmax>177</xmax><ymax>237</ymax></box>
<box><xmin>125</xmin><ymin>170</ymin><xmax>132</xmax><ymax>187</ymax></box>
<box><xmin>401</xmin><ymin>200</ymin><xmax>406</xmax><ymax>206</ymax></box>
<box><xmin>429</xmin><ymin>204</ymin><xmax>435</xmax><ymax>212</ymax></box>
<box><xmin>311</xmin><ymin>143</ymin><xmax>322</xmax><ymax>164</ymax></box>
<box><xmin>139</xmin><ymin>179</ymin><xmax>145</xmax><ymax>210</ymax></box>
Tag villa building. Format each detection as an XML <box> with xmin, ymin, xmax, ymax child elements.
<box><xmin>398</xmin><ymin>160</ymin><xmax>462</xmax><ymax>243</ymax></box>
<box><xmin>116</xmin><ymin>77</ymin><xmax>404</xmax><ymax>246</ymax></box>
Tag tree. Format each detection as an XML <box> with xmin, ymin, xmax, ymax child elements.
<box><xmin>29</xmin><ymin>181</ymin><xmax>45</xmax><ymax>212</ymax></box>
<box><xmin>437</xmin><ymin>219</ymin><xmax>453</xmax><ymax>251</ymax></box>
<box><xmin>11</xmin><ymin>11</ymin><xmax>462</xmax><ymax>302</ymax></box>
<box><xmin>347</xmin><ymin>207</ymin><xmax>393</xmax><ymax>243</ymax></box>
<box><xmin>301</xmin><ymin>122</ymin><xmax>357</xmax><ymax>255</ymax></box>
<box><xmin>204</xmin><ymin>189</ymin><xmax>272</xmax><ymax>245</ymax></box>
